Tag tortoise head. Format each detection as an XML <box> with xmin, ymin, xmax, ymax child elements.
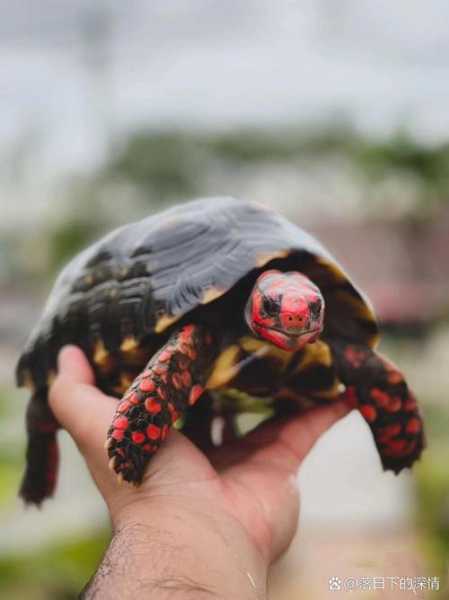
<box><xmin>245</xmin><ymin>270</ymin><xmax>324</xmax><ymax>351</ymax></box>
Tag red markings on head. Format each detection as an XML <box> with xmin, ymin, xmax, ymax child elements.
<box><xmin>246</xmin><ymin>270</ymin><xmax>324</xmax><ymax>351</ymax></box>
<box><xmin>278</xmin><ymin>292</ymin><xmax>310</xmax><ymax>332</ymax></box>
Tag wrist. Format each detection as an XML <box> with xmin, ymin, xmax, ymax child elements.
<box><xmin>105</xmin><ymin>496</ymin><xmax>268</xmax><ymax>600</ymax></box>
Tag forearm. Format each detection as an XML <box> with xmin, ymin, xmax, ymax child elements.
<box><xmin>81</xmin><ymin>500</ymin><xmax>268</xmax><ymax>600</ymax></box>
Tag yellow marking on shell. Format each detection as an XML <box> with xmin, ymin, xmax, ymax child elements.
<box><xmin>119</xmin><ymin>372</ymin><xmax>134</xmax><ymax>391</ymax></box>
<box><xmin>313</xmin><ymin>381</ymin><xmax>346</xmax><ymax>399</ymax></box>
<box><xmin>120</xmin><ymin>336</ymin><xmax>139</xmax><ymax>353</ymax></box>
<box><xmin>104</xmin><ymin>439</ymin><xmax>112</xmax><ymax>450</ymax></box>
<box><xmin>201</xmin><ymin>287</ymin><xmax>225</xmax><ymax>305</ymax></box>
<box><xmin>315</xmin><ymin>257</ymin><xmax>347</xmax><ymax>284</ymax></box>
<box><xmin>206</xmin><ymin>345</ymin><xmax>241</xmax><ymax>389</ymax></box>
<box><xmin>93</xmin><ymin>339</ymin><xmax>109</xmax><ymax>366</ymax></box>
<box><xmin>255</xmin><ymin>249</ymin><xmax>289</xmax><ymax>268</ymax></box>
<box><xmin>294</xmin><ymin>340</ymin><xmax>333</xmax><ymax>373</ymax></box>
<box><xmin>108</xmin><ymin>457</ymin><xmax>116</xmax><ymax>470</ymax></box>
<box><xmin>239</xmin><ymin>336</ymin><xmax>291</xmax><ymax>368</ymax></box>
<box><xmin>21</xmin><ymin>370</ymin><xmax>35</xmax><ymax>393</ymax></box>
<box><xmin>46</xmin><ymin>370</ymin><xmax>57</xmax><ymax>388</ymax></box>
<box><xmin>155</xmin><ymin>314</ymin><xmax>179</xmax><ymax>334</ymax></box>
<box><xmin>116</xmin><ymin>473</ymin><xmax>124</xmax><ymax>485</ymax></box>
<box><xmin>84</xmin><ymin>274</ymin><xmax>94</xmax><ymax>286</ymax></box>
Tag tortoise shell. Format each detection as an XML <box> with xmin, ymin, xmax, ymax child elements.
<box><xmin>16</xmin><ymin>197</ymin><xmax>378</xmax><ymax>394</ymax></box>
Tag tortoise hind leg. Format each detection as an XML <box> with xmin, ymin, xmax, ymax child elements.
<box><xmin>106</xmin><ymin>324</ymin><xmax>218</xmax><ymax>483</ymax></box>
<box><xmin>19</xmin><ymin>389</ymin><xmax>60</xmax><ymax>505</ymax></box>
<box><xmin>330</xmin><ymin>340</ymin><xmax>425</xmax><ymax>473</ymax></box>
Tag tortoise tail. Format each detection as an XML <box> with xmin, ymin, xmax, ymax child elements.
<box><xmin>19</xmin><ymin>389</ymin><xmax>59</xmax><ymax>506</ymax></box>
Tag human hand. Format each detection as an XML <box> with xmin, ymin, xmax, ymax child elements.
<box><xmin>50</xmin><ymin>345</ymin><xmax>349</xmax><ymax>599</ymax></box>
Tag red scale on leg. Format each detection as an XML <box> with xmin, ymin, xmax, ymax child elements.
<box><xmin>106</xmin><ymin>322</ymin><xmax>215</xmax><ymax>484</ymax></box>
<box><xmin>189</xmin><ymin>384</ymin><xmax>203</xmax><ymax>406</ymax></box>
<box><xmin>113</xmin><ymin>416</ymin><xmax>129</xmax><ymax>430</ymax></box>
<box><xmin>172</xmin><ymin>373</ymin><xmax>184</xmax><ymax>390</ymax></box>
<box><xmin>153</xmin><ymin>364</ymin><xmax>168</xmax><ymax>377</ymax></box>
<box><xmin>144</xmin><ymin>396</ymin><xmax>161</xmax><ymax>414</ymax></box>
<box><xmin>359</xmin><ymin>404</ymin><xmax>377</xmax><ymax>423</ymax></box>
<box><xmin>406</xmin><ymin>417</ymin><xmax>422</xmax><ymax>435</ymax></box>
<box><xmin>168</xmin><ymin>403</ymin><xmax>179</xmax><ymax>422</ymax></box>
<box><xmin>140</xmin><ymin>379</ymin><xmax>156</xmax><ymax>393</ymax></box>
<box><xmin>132</xmin><ymin>431</ymin><xmax>146</xmax><ymax>444</ymax></box>
<box><xmin>344</xmin><ymin>346</ymin><xmax>367</xmax><ymax>369</ymax></box>
<box><xmin>147</xmin><ymin>424</ymin><xmax>161</xmax><ymax>440</ymax></box>
<box><xmin>332</xmin><ymin>340</ymin><xmax>425</xmax><ymax>474</ymax></box>
<box><xmin>157</xmin><ymin>386</ymin><xmax>167</xmax><ymax>401</ymax></box>
<box><xmin>181</xmin><ymin>370</ymin><xmax>192</xmax><ymax>387</ymax></box>
<box><xmin>376</xmin><ymin>423</ymin><xmax>402</xmax><ymax>444</ymax></box>
<box><xmin>158</xmin><ymin>349</ymin><xmax>172</xmax><ymax>363</ymax></box>
<box><xmin>111</xmin><ymin>429</ymin><xmax>125</xmax><ymax>442</ymax></box>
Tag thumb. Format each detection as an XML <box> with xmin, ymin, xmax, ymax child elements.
<box><xmin>49</xmin><ymin>346</ymin><xmax>116</xmax><ymax>453</ymax></box>
<box><xmin>58</xmin><ymin>345</ymin><xmax>96</xmax><ymax>385</ymax></box>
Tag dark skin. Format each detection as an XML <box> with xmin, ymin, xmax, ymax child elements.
<box><xmin>50</xmin><ymin>346</ymin><xmax>349</xmax><ymax>599</ymax></box>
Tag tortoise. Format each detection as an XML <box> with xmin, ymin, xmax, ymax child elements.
<box><xmin>16</xmin><ymin>197</ymin><xmax>425</xmax><ymax>505</ymax></box>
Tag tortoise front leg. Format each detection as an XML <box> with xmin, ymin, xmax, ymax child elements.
<box><xmin>106</xmin><ymin>324</ymin><xmax>217</xmax><ymax>483</ymax></box>
<box><xmin>330</xmin><ymin>340</ymin><xmax>425</xmax><ymax>473</ymax></box>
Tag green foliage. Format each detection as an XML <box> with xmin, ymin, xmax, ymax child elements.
<box><xmin>99</xmin><ymin>127</ymin><xmax>449</xmax><ymax>216</ymax></box>
<box><xmin>0</xmin><ymin>531</ymin><xmax>109</xmax><ymax>600</ymax></box>
<box><xmin>415</xmin><ymin>404</ymin><xmax>449</xmax><ymax>583</ymax></box>
<box><xmin>105</xmin><ymin>131</ymin><xmax>207</xmax><ymax>197</ymax></box>
<box><xmin>47</xmin><ymin>218</ymin><xmax>101</xmax><ymax>275</ymax></box>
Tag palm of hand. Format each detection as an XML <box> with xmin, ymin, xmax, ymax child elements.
<box><xmin>50</xmin><ymin>346</ymin><xmax>348</xmax><ymax>564</ymax></box>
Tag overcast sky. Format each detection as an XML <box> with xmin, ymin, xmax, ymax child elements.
<box><xmin>1</xmin><ymin>0</ymin><xmax>449</xmax><ymax>178</ymax></box>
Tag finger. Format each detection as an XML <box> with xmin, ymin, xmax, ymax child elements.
<box><xmin>49</xmin><ymin>349</ymin><xmax>117</xmax><ymax>453</ymax></box>
<box><xmin>212</xmin><ymin>401</ymin><xmax>350</xmax><ymax>473</ymax></box>
<box><xmin>57</xmin><ymin>345</ymin><xmax>95</xmax><ymax>385</ymax></box>
<box><xmin>275</xmin><ymin>400</ymin><xmax>350</xmax><ymax>463</ymax></box>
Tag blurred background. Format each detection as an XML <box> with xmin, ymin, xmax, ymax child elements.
<box><xmin>1</xmin><ymin>1</ymin><xmax>449</xmax><ymax>598</ymax></box>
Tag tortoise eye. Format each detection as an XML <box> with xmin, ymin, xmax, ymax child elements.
<box><xmin>262</xmin><ymin>296</ymin><xmax>279</xmax><ymax>317</ymax></box>
<box><xmin>309</xmin><ymin>298</ymin><xmax>322</xmax><ymax>320</ymax></box>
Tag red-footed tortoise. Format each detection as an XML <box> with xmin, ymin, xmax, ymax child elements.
<box><xmin>16</xmin><ymin>197</ymin><xmax>425</xmax><ymax>505</ymax></box>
